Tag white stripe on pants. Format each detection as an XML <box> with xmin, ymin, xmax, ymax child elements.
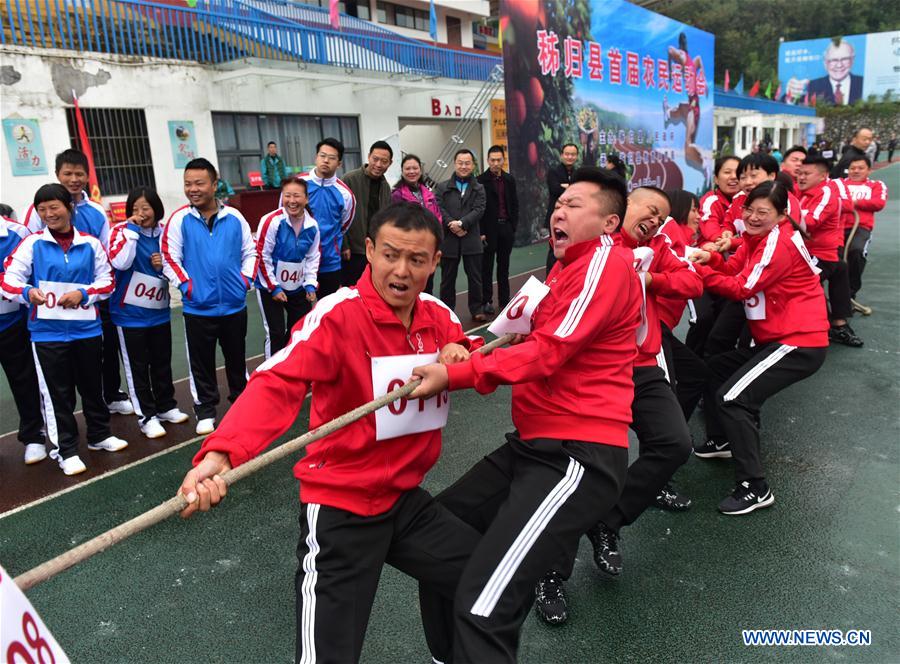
<box><xmin>117</xmin><ymin>327</ymin><xmax>144</xmax><ymax>418</ymax></box>
<box><xmin>723</xmin><ymin>344</ymin><xmax>797</xmax><ymax>402</ymax></box>
<box><xmin>470</xmin><ymin>457</ymin><xmax>584</xmax><ymax>618</ymax></box>
<box><xmin>30</xmin><ymin>343</ymin><xmax>59</xmax><ymax>460</ymax></box>
<box><xmin>299</xmin><ymin>503</ymin><xmax>321</xmax><ymax>664</ymax></box>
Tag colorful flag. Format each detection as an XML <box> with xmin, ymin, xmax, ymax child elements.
<box><xmin>723</xmin><ymin>69</ymin><xmax>730</xmax><ymax>92</ymax></box>
<box><xmin>329</xmin><ymin>0</ymin><xmax>339</xmax><ymax>30</ymax></box>
<box><xmin>72</xmin><ymin>91</ymin><xmax>102</xmax><ymax>204</ymax></box>
<box><xmin>803</xmin><ymin>92</ymin><xmax>809</xmax><ymax>106</ymax></box>
<box><xmin>811</xmin><ymin>92</ymin><xmax>817</xmax><ymax>106</ymax></box>
<box><xmin>775</xmin><ymin>83</ymin><xmax>782</xmax><ymax>101</ymax></box>
<box><xmin>748</xmin><ymin>80</ymin><xmax>760</xmax><ymax>97</ymax></box>
<box><xmin>764</xmin><ymin>80</ymin><xmax>772</xmax><ymax>98</ymax></box>
<box><xmin>733</xmin><ymin>76</ymin><xmax>744</xmax><ymax>94</ymax></box>
<box><xmin>429</xmin><ymin>0</ymin><xmax>437</xmax><ymax>41</ymax></box>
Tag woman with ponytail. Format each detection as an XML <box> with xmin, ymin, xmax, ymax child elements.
<box><xmin>687</xmin><ymin>181</ymin><xmax>828</xmax><ymax>515</ymax></box>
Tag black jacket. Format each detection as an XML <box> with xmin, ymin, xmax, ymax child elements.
<box><xmin>435</xmin><ymin>175</ymin><xmax>486</xmax><ymax>257</ymax></box>
<box><xmin>831</xmin><ymin>145</ymin><xmax>867</xmax><ymax>179</ymax></box>
<box><xmin>544</xmin><ymin>162</ymin><xmax>575</xmax><ymax>228</ymax></box>
<box><xmin>476</xmin><ymin>170</ymin><xmax>519</xmax><ymax>244</ymax></box>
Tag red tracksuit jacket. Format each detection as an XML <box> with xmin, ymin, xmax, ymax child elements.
<box><xmin>194</xmin><ymin>267</ymin><xmax>478</xmax><ymax>516</ymax></box>
<box><xmin>654</xmin><ymin>218</ymin><xmax>703</xmax><ymax>330</ymax></box>
<box><xmin>696</xmin><ymin>220</ymin><xmax>829</xmax><ymax>347</ymax></box>
<box><xmin>840</xmin><ymin>178</ymin><xmax>888</xmax><ymax>231</ymax></box>
<box><xmin>613</xmin><ymin>229</ymin><xmax>703</xmax><ymax>365</ymax></box>
<box><xmin>699</xmin><ymin>189</ymin><xmax>734</xmax><ymax>243</ymax></box>
<box><xmin>799</xmin><ymin>181</ymin><xmax>842</xmax><ymax>262</ymax></box>
<box><xmin>446</xmin><ymin>236</ymin><xmax>641</xmax><ymax>448</ymax></box>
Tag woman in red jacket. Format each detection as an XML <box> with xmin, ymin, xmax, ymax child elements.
<box><xmin>691</xmin><ymin>181</ymin><xmax>828</xmax><ymax>515</ymax></box>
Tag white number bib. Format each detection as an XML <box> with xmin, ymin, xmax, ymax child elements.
<box><xmin>372</xmin><ymin>352</ymin><xmax>449</xmax><ymax>441</ymax></box>
<box><xmin>488</xmin><ymin>276</ymin><xmax>550</xmax><ymax>336</ymax></box>
<box><xmin>744</xmin><ymin>291</ymin><xmax>766</xmax><ymax>320</ymax></box>
<box><xmin>123</xmin><ymin>271</ymin><xmax>169</xmax><ymax>309</ymax></box>
<box><xmin>276</xmin><ymin>260</ymin><xmax>304</xmax><ymax>293</ymax></box>
<box><xmin>36</xmin><ymin>281</ymin><xmax>95</xmax><ymax>321</ymax></box>
<box><xmin>1</xmin><ymin>563</ymin><xmax>71</xmax><ymax>663</ymax></box>
<box><xmin>0</xmin><ymin>296</ymin><xmax>19</xmax><ymax>314</ymax></box>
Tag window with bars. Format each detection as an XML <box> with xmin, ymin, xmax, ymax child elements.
<box><xmin>65</xmin><ymin>108</ymin><xmax>155</xmax><ymax>196</ymax></box>
<box><xmin>212</xmin><ymin>112</ymin><xmax>361</xmax><ymax>189</ymax></box>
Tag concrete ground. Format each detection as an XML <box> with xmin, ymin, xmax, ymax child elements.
<box><xmin>1</xmin><ymin>165</ymin><xmax>897</xmax><ymax>662</ymax></box>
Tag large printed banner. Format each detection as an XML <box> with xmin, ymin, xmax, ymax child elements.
<box><xmin>778</xmin><ymin>31</ymin><xmax>900</xmax><ymax>105</ymax></box>
<box><xmin>501</xmin><ymin>0</ymin><xmax>714</xmax><ymax>242</ymax></box>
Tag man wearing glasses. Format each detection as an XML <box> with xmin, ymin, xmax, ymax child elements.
<box><xmin>806</xmin><ymin>39</ymin><xmax>863</xmax><ymax>105</ymax></box>
<box><xmin>341</xmin><ymin>141</ymin><xmax>394</xmax><ymax>286</ymax></box>
<box><xmin>300</xmin><ymin>138</ymin><xmax>357</xmax><ymax>297</ymax></box>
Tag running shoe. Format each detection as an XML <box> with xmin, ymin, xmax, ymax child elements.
<box><xmin>718</xmin><ymin>480</ymin><xmax>774</xmax><ymax>515</ymax></box>
<box><xmin>534</xmin><ymin>571</ymin><xmax>568</xmax><ymax>625</ymax></box>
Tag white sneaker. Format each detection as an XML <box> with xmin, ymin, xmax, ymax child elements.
<box><xmin>195</xmin><ymin>418</ymin><xmax>216</xmax><ymax>435</ymax></box>
<box><xmin>87</xmin><ymin>435</ymin><xmax>129</xmax><ymax>452</ymax></box>
<box><xmin>24</xmin><ymin>443</ymin><xmax>47</xmax><ymax>465</ymax></box>
<box><xmin>157</xmin><ymin>407</ymin><xmax>190</xmax><ymax>424</ymax></box>
<box><xmin>108</xmin><ymin>400</ymin><xmax>135</xmax><ymax>415</ymax></box>
<box><xmin>140</xmin><ymin>417</ymin><xmax>167</xmax><ymax>439</ymax></box>
<box><xmin>59</xmin><ymin>455</ymin><xmax>87</xmax><ymax>476</ymax></box>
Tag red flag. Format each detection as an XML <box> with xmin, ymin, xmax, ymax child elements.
<box><xmin>803</xmin><ymin>92</ymin><xmax>809</xmax><ymax>106</ymax></box>
<box><xmin>775</xmin><ymin>83</ymin><xmax>782</xmax><ymax>101</ymax></box>
<box><xmin>72</xmin><ymin>91</ymin><xmax>102</xmax><ymax>204</ymax></box>
<box><xmin>724</xmin><ymin>69</ymin><xmax>730</xmax><ymax>92</ymax></box>
<box><xmin>748</xmin><ymin>80</ymin><xmax>760</xmax><ymax>97</ymax></box>
<box><xmin>811</xmin><ymin>92</ymin><xmax>817</xmax><ymax>106</ymax></box>
<box><xmin>329</xmin><ymin>0</ymin><xmax>339</xmax><ymax>29</ymax></box>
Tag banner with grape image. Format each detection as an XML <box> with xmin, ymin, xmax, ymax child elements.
<box><xmin>501</xmin><ymin>0</ymin><xmax>715</xmax><ymax>243</ymax></box>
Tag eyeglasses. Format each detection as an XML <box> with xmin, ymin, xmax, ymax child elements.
<box><xmin>317</xmin><ymin>153</ymin><xmax>340</xmax><ymax>162</ymax></box>
<box><xmin>369</xmin><ymin>156</ymin><xmax>391</xmax><ymax>166</ymax></box>
<box><xmin>825</xmin><ymin>57</ymin><xmax>853</xmax><ymax>65</ymax></box>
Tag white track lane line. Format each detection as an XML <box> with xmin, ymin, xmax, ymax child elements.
<box><xmin>0</xmin><ymin>268</ymin><xmax>544</xmax><ymax>519</ymax></box>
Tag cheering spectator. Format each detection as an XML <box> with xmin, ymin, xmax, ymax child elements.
<box><xmin>342</xmin><ymin>141</ymin><xmax>393</xmax><ymax>286</ymax></box>
<box><xmin>162</xmin><ymin>158</ymin><xmax>257</xmax><ymax>436</ymax></box>
<box><xmin>108</xmin><ymin>187</ymin><xmax>190</xmax><ymax>439</ymax></box>
<box><xmin>391</xmin><ymin>154</ymin><xmax>443</xmax><ymax>294</ymax></box>
<box><xmin>476</xmin><ymin>145</ymin><xmax>518</xmax><ymax>314</ymax></box>
<box><xmin>2</xmin><ymin>184</ymin><xmax>127</xmax><ymax>475</ymax></box>
<box><xmin>255</xmin><ymin>177</ymin><xmax>320</xmax><ymax>358</ymax></box>
<box><xmin>0</xmin><ymin>214</ymin><xmax>45</xmax><ymax>465</ymax></box>
<box><xmin>435</xmin><ymin>149</ymin><xmax>486</xmax><ymax>321</ymax></box>
<box><xmin>299</xmin><ymin>138</ymin><xmax>356</xmax><ymax>296</ymax></box>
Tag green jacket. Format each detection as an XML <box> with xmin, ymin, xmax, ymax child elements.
<box><xmin>341</xmin><ymin>166</ymin><xmax>391</xmax><ymax>254</ymax></box>
<box><xmin>260</xmin><ymin>155</ymin><xmax>287</xmax><ymax>188</ymax></box>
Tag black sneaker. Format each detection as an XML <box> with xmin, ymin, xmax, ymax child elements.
<box><xmin>693</xmin><ymin>439</ymin><xmax>732</xmax><ymax>459</ymax></box>
<box><xmin>586</xmin><ymin>523</ymin><xmax>622</xmax><ymax>576</ymax></box>
<box><xmin>718</xmin><ymin>480</ymin><xmax>775</xmax><ymax>515</ymax></box>
<box><xmin>654</xmin><ymin>482</ymin><xmax>693</xmax><ymax>511</ymax></box>
<box><xmin>829</xmin><ymin>324</ymin><xmax>863</xmax><ymax>347</ymax></box>
<box><xmin>483</xmin><ymin>302</ymin><xmax>495</xmax><ymax>316</ymax></box>
<box><xmin>534</xmin><ymin>571</ymin><xmax>568</xmax><ymax>625</ymax></box>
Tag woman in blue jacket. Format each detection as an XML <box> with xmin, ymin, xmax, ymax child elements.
<box><xmin>1</xmin><ymin>184</ymin><xmax>128</xmax><ymax>475</ymax></box>
<box><xmin>108</xmin><ymin>187</ymin><xmax>190</xmax><ymax>439</ymax></box>
<box><xmin>255</xmin><ymin>177</ymin><xmax>320</xmax><ymax>357</ymax></box>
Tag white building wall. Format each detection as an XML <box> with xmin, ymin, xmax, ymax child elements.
<box><xmin>0</xmin><ymin>48</ymin><xmax>498</xmax><ymax>218</ymax></box>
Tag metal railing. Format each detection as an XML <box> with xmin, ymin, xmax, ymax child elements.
<box><xmin>0</xmin><ymin>0</ymin><xmax>500</xmax><ymax>81</ymax></box>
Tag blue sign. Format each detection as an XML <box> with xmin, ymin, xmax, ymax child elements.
<box><xmin>778</xmin><ymin>31</ymin><xmax>900</xmax><ymax>105</ymax></box>
<box><xmin>168</xmin><ymin>120</ymin><xmax>198</xmax><ymax>169</ymax></box>
<box><xmin>502</xmin><ymin>0</ymin><xmax>715</xmax><ymax>238</ymax></box>
<box><xmin>3</xmin><ymin>118</ymin><xmax>48</xmax><ymax>176</ymax></box>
